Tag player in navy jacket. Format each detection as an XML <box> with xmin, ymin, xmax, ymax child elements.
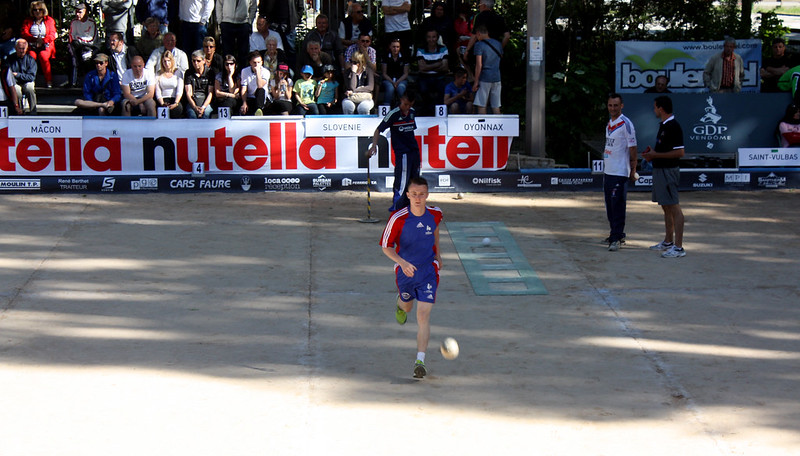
<box><xmin>379</xmin><ymin>177</ymin><xmax>442</xmax><ymax>378</ymax></box>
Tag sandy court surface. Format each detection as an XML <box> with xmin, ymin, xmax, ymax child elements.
<box><xmin>0</xmin><ymin>189</ymin><xmax>798</xmax><ymax>455</ymax></box>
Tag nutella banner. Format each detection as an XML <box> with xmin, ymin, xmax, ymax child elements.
<box><xmin>0</xmin><ymin>116</ymin><xmax>515</xmax><ymax>176</ymax></box>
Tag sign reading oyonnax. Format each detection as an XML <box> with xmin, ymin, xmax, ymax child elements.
<box><xmin>8</xmin><ymin>117</ymin><xmax>83</xmax><ymax>138</ymax></box>
<box><xmin>304</xmin><ymin>116</ymin><xmax>382</xmax><ymax>137</ymax></box>
<box><xmin>0</xmin><ymin>116</ymin><xmax>516</xmax><ymax>175</ymax></box>
<box><xmin>447</xmin><ymin>115</ymin><xmax>519</xmax><ymax>137</ymax></box>
<box><xmin>738</xmin><ymin>148</ymin><xmax>800</xmax><ymax>167</ymax></box>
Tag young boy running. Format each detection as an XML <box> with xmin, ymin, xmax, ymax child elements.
<box><xmin>379</xmin><ymin>177</ymin><xmax>443</xmax><ymax>378</ymax></box>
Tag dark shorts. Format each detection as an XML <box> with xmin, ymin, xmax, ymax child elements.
<box><xmin>395</xmin><ymin>261</ymin><xmax>439</xmax><ymax>304</ymax></box>
<box><xmin>652</xmin><ymin>167</ymin><xmax>680</xmax><ymax>206</ymax></box>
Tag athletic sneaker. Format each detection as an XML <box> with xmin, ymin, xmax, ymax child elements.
<box><xmin>413</xmin><ymin>360</ymin><xmax>427</xmax><ymax>378</ymax></box>
<box><xmin>254</xmin><ymin>108</ymin><xmax>263</xmax><ymax>116</ymax></box>
<box><xmin>602</xmin><ymin>236</ymin><xmax>626</xmax><ymax>245</ymax></box>
<box><xmin>395</xmin><ymin>297</ymin><xmax>407</xmax><ymax>325</ymax></box>
<box><xmin>608</xmin><ymin>240</ymin><xmax>621</xmax><ymax>252</ymax></box>
<box><xmin>661</xmin><ymin>245</ymin><xmax>686</xmax><ymax>258</ymax></box>
<box><xmin>649</xmin><ymin>240</ymin><xmax>674</xmax><ymax>251</ymax></box>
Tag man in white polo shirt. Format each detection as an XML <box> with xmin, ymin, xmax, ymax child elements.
<box><xmin>603</xmin><ymin>93</ymin><xmax>638</xmax><ymax>252</ymax></box>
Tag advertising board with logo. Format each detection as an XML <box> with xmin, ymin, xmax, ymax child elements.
<box><xmin>738</xmin><ymin>148</ymin><xmax>800</xmax><ymax>167</ymax></box>
<box><xmin>616</xmin><ymin>40</ymin><xmax>762</xmax><ymax>93</ymax></box>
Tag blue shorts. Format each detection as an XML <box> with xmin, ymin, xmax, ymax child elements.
<box><xmin>395</xmin><ymin>261</ymin><xmax>439</xmax><ymax>304</ymax></box>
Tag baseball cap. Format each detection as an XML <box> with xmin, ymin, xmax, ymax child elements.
<box><xmin>75</xmin><ymin>2</ymin><xmax>88</xmax><ymax>10</ymax></box>
<box><xmin>302</xmin><ymin>65</ymin><xmax>314</xmax><ymax>75</ymax></box>
<box><xmin>93</xmin><ymin>53</ymin><xmax>109</xmax><ymax>62</ymax></box>
<box><xmin>278</xmin><ymin>63</ymin><xmax>289</xmax><ymax>72</ymax></box>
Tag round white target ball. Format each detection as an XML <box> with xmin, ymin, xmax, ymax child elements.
<box><xmin>440</xmin><ymin>337</ymin><xmax>460</xmax><ymax>360</ymax></box>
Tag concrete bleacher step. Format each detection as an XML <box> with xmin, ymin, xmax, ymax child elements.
<box><xmin>31</xmin><ymin>86</ymin><xmax>83</xmax><ymax>115</ymax></box>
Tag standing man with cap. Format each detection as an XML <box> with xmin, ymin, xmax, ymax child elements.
<box><xmin>603</xmin><ymin>93</ymin><xmax>638</xmax><ymax>252</ymax></box>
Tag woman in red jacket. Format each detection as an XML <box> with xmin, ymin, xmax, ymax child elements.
<box><xmin>21</xmin><ymin>1</ymin><xmax>57</xmax><ymax>87</ymax></box>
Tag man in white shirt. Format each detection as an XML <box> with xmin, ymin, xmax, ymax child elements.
<box><xmin>146</xmin><ymin>32</ymin><xmax>189</xmax><ymax>74</ymax></box>
<box><xmin>179</xmin><ymin>0</ymin><xmax>214</xmax><ymax>55</ymax></box>
<box><xmin>382</xmin><ymin>0</ymin><xmax>412</xmax><ymax>58</ymax></box>
<box><xmin>603</xmin><ymin>93</ymin><xmax>638</xmax><ymax>252</ymax></box>
<box><xmin>121</xmin><ymin>55</ymin><xmax>157</xmax><ymax>116</ymax></box>
<box><xmin>249</xmin><ymin>16</ymin><xmax>284</xmax><ymax>53</ymax></box>
<box><xmin>239</xmin><ymin>51</ymin><xmax>270</xmax><ymax>115</ymax></box>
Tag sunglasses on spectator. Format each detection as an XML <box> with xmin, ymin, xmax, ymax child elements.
<box><xmin>360</xmin><ymin>39</ymin><xmax>371</xmax><ymax>43</ymax></box>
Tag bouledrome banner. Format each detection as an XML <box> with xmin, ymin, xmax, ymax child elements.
<box><xmin>0</xmin><ymin>116</ymin><xmax>515</xmax><ymax>176</ymax></box>
<box><xmin>615</xmin><ymin>40</ymin><xmax>762</xmax><ymax>93</ymax></box>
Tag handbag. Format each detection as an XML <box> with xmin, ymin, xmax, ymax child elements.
<box><xmin>348</xmin><ymin>92</ymin><xmax>373</xmax><ymax>104</ymax></box>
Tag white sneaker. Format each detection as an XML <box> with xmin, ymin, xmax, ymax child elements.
<box><xmin>661</xmin><ymin>245</ymin><xmax>686</xmax><ymax>258</ymax></box>
<box><xmin>649</xmin><ymin>241</ymin><xmax>674</xmax><ymax>251</ymax></box>
<box><xmin>608</xmin><ymin>241</ymin><xmax>620</xmax><ymax>252</ymax></box>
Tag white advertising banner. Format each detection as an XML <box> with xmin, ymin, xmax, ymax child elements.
<box><xmin>738</xmin><ymin>148</ymin><xmax>800</xmax><ymax>167</ymax></box>
<box><xmin>0</xmin><ymin>116</ymin><xmax>516</xmax><ymax>175</ymax></box>
<box><xmin>446</xmin><ymin>115</ymin><xmax>519</xmax><ymax>137</ymax></box>
<box><xmin>304</xmin><ymin>115</ymin><xmax>383</xmax><ymax>137</ymax></box>
<box><xmin>615</xmin><ymin>40</ymin><xmax>762</xmax><ymax>93</ymax></box>
<box><xmin>8</xmin><ymin>117</ymin><xmax>83</xmax><ymax>138</ymax></box>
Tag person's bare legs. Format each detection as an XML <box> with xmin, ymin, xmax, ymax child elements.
<box><xmin>661</xmin><ymin>205</ymin><xmax>674</xmax><ymax>244</ymax></box>
<box><xmin>664</xmin><ymin>204</ymin><xmax>684</xmax><ymax>247</ymax></box>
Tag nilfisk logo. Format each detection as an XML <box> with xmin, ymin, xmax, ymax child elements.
<box><xmin>691</xmin><ymin>96</ymin><xmax>731</xmax><ymax>150</ymax></box>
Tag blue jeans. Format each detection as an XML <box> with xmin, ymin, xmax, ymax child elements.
<box><xmin>187</xmin><ymin>104</ymin><xmax>212</xmax><ymax>118</ymax></box>
<box><xmin>381</xmin><ymin>79</ymin><xmax>407</xmax><ymax>106</ymax></box>
<box><xmin>180</xmin><ymin>21</ymin><xmax>207</xmax><ymax>55</ymax></box>
<box><xmin>220</xmin><ymin>22</ymin><xmax>251</xmax><ymax>65</ymax></box>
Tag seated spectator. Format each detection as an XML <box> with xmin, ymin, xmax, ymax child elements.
<box><xmin>136</xmin><ymin>17</ymin><xmax>163</xmax><ymax>62</ymax></box>
<box><xmin>645</xmin><ymin>75</ymin><xmax>671</xmax><ymax>93</ymax></box>
<box><xmin>1</xmin><ymin>64</ymin><xmax>23</xmax><ymax>115</ymax></box>
<box><xmin>453</xmin><ymin>3</ymin><xmax>473</xmax><ymax>56</ymax></box>
<box><xmin>304</xmin><ymin>14</ymin><xmax>342</xmax><ymax>70</ymax></box>
<box><xmin>417</xmin><ymin>1</ymin><xmax>456</xmax><ymax>57</ymax></box>
<box><xmin>293</xmin><ymin>65</ymin><xmax>317</xmax><ymax>115</ymax></box>
<box><xmin>339</xmin><ymin>2</ymin><xmax>373</xmax><ymax>50</ymax></box>
<box><xmin>121</xmin><ymin>55</ymin><xmax>157</xmax><ymax>116</ymax></box>
<box><xmin>344</xmin><ymin>32</ymin><xmax>377</xmax><ymax>73</ymax></box>
<box><xmin>184</xmin><ymin>49</ymin><xmax>214</xmax><ymax>118</ymax></box>
<box><xmin>762</xmin><ymin>38</ymin><xmax>797</xmax><ymax>93</ymax></box>
<box><xmin>380</xmin><ymin>38</ymin><xmax>408</xmax><ymax>107</ymax></box>
<box><xmin>202</xmin><ymin>36</ymin><xmax>224</xmax><ymax>77</ymax></box>
<box><xmin>20</xmin><ymin>1</ymin><xmax>57</xmax><ymax>87</ymax></box>
<box><xmin>65</xmin><ymin>3</ymin><xmax>98</xmax><ymax>88</ymax></box>
<box><xmin>136</xmin><ymin>0</ymin><xmax>170</xmax><ymax>35</ymax></box>
<box><xmin>155</xmin><ymin>51</ymin><xmax>184</xmax><ymax>118</ymax></box>
<box><xmin>315</xmin><ymin>64</ymin><xmax>339</xmax><ymax>114</ymax></box>
<box><xmin>262</xmin><ymin>35</ymin><xmax>287</xmax><ymax>77</ymax></box>
<box><xmin>239</xmin><ymin>51</ymin><xmax>270</xmax><ymax>115</ymax></box>
<box><xmin>1</xmin><ymin>22</ymin><xmax>16</xmax><ymax>60</ymax></box>
<box><xmin>381</xmin><ymin>0</ymin><xmax>413</xmax><ymax>59</ymax></box>
<box><xmin>214</xmin><ymin>54</ymin><xmax>241</xmax><ymax>112</ymax></box>
<box><xmin>146</xmin><ymin>32</ymin><xmax>189</xmax><ymax>75</ymax></box>
<box><xmin>103</xmin><ymin>32</ymin><xmax>138</xmax><ymax>81</ymax></box>
<box><xmin>270</xmin><ymin>62</ymin><xmax>293</xmax><ymax>115</ymax></box>
<box><xmin>444</xmin><ymin>66</ymin><xmax>473</xmax><ymax>114</ymax></box>
<box><xmin>342</xmin><ymin>51</ymin><xmax>374</xmax><ymax>115</ymax></box>
<box><xmin>778</xmin><ymin>104</ymin><xmax>800</xmax><ymax>147</ymax></box>
<box><xmin>7</xmin><ymin>39</ymin><xmax>37</xmax><ymax>114</ymax></box>
<box><xmin>296</xmin><ymin>40</ymin><xmax>333</xmax><ymax>80</ymax></box>
<box><xmin>250</xmin><ymin>16</ymin><xmax>284</xmax><ymax>53</ymax></box>
<box><xmin>73</xmin><ymin>53</ymin><xmax>122</xmax><ymax>116</ymax></box>
<box><xmin>416</xmin><ymin>29</ymin><xmax>450</xmax><ymax>116</ymax></box>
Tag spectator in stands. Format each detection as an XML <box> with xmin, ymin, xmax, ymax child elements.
<box><xmin>418</xmin><ymin>2</ymin><xmax>455</xmax><ymax>58</ymax></box>
<box><xmin>121</xmin><ymin>55</ymin><xmax>157</xmax><ymax>116</ymax></box>
<box><xmin>73</xmin><ymin>53</ymin><xmax>122</xmax><ymax>115</ymax></box>
<box><xmin>1</xmin><ymin>64</ymin><xmax>24</xmax><ymax>115</ymax></box>
<box><xmin>100</xmin><ymin>0</ymin><xmax>134</xmax><ymax>44</ymax></box>
<box><xmin>146</xmin><ymin>32</ymin><xmax>189</xmax><ymax>74</ymax></box>
<box><xmin>380</xmin><ymin>38</ymin><xmax>408</xmax><ymax>107</ymax></box>
<box><xmin>416</xmin><ymin>29</ymin><xmax>449</xmax><ymax>116</ymax></box>
<box><xmin>382</xmin><ymin>0</ymin><xmax>413</xmax><ymax>59</ymax></box>
<box><xmin>296</xmin><ymin>40</ymin><xmax>334</xmax><ymax>80</ymax></box>
<box><xmin>7</xmin><ymin>39</ymin><xmax>37</xmax><ymax>114</ymax></box>
<box><xmin>293</xmin><ymin>64</ymin><xmax>317</xmax><ymax>115</ymax></box>
<box><xmin>453</xmin><ymin>3</ymin><xmax>473</xmax><ymax>58</ymax></box>
<box><xmin>21</xmin><ymin>1</ymin><xmax>56</xmax><ymax>88</ymax></box>
<box><xmin>155</xmin><ymin>50</ymin><xmax>184</xmax><ymax>118</ymax></box>
<box><xmin>444</xmin><ymin>66</ymin><xmax>472</xmax><ymax>114</ymax></box>
<box><xmin>315</xmin><ymin>64</ymin><xmax>339</xmax><ymax>114</ymax></box>
<box><xmin>217</xmin><ymin>0</ymin><xmax>258</xmax><ymax>67</ymax></box>
<box><xmin>344</xmin><ymin>32</ymin><xmax>377</xmax><ymax>73</ymax></box>
<box><xmin>250</xmin><ymin>16</ymin><xmax>284</xmax><ymax>54</ymax></box>
<box><xmin>342</xmin><ymin>51</ymin><xmax>374</xmax><ymax>115</ymax></box>
<box><xmin>136</xmin><ymin>17</ymin><xmax>162</xmax><ymax>63</ymax></box>
<box><xmin>645</xmin><ymin>75</ymin><xmax>671</xmax><ymax>93</ymax></box>
<box><xmin>472</xmin><ymin>25</ymin><xmax>502</xmax><ymax>114</ymax></box>
<box><xmin>778</xmin><ymin>104</ymin><xmax>800</xmax><ymax>147</ymax></box>
<box><xmin>704</xmin><ymin>37</ymin><xmax>744</xmax><ymax>93</ymax></box>
<box><xmin>184</xmin><ymin>50</ymin><xmax>213</xmax><ymax>118</ymax></box>
<box><xmin>0</xmin><ymin>23</ymin><xmax>16</xmax><ymax>61</ymax></box>
<box><xmin>464</xmin><ymin>0</ymin><xmax>509</xmax><ymax>60</ymax></box>
<box><xmin>761</xmin><ymin>38</ymin><xmax>796</xmax><ymax>93</ymax></box>
<box><xmin>202</xmin><ymin>36</ymin><xmax>224</xmax><ymax>77</ymax></box>
<box><xmin>66</xmin><ymin>3</ymin><xmax>98</xmax><ymax>88</ymax></box>
<box><xmin>135</xmin><ymin>0</ymin><xmax>170</xmax><ymax>35</ymax></box>
<box><xmin>338</xmin><ymin>2</ymin><xmax>373</xmax><ymax>50</ymax></box>
<box><xmin>179</xmin><ymin>0</ymin><xmax>213</xmax><ymax>55</ymax></box>
<box><xmin>258</xmin><ymin>0</ymin><xmax>301</xmax><ymax>52</ymax></box>
<box><xmin>239</xmin><ymin>51</ymin><xmax>270</xmax><ymax>115</ymax></box>
<box><xmin>262</xmin><ymin>35</ymin><xmax>287</xmax><ymax>77</ymax></box>
<box><xmin>270</xmin><ymin>62</ymin><xmax>293</xmax><ymax>115</ymax></box>
<box><xmin>304</xmin><ymin>14</ymin><xmax>342</xmax><ymax>70</ymax></box>
<box><xmin>104</xmin><ymin>31</ymin><xmax>138</xmax><ymax>81</ymax></box>
<box><xmin>214</xmin><ymin>54</ymin><xmax>241</xmax><ymax>113</ymax></box>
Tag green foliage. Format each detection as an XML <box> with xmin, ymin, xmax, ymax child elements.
<box><xmin>757</xmin><ymin>10</ymin><xmax>790</xmax><ymax>53</ymax></box>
